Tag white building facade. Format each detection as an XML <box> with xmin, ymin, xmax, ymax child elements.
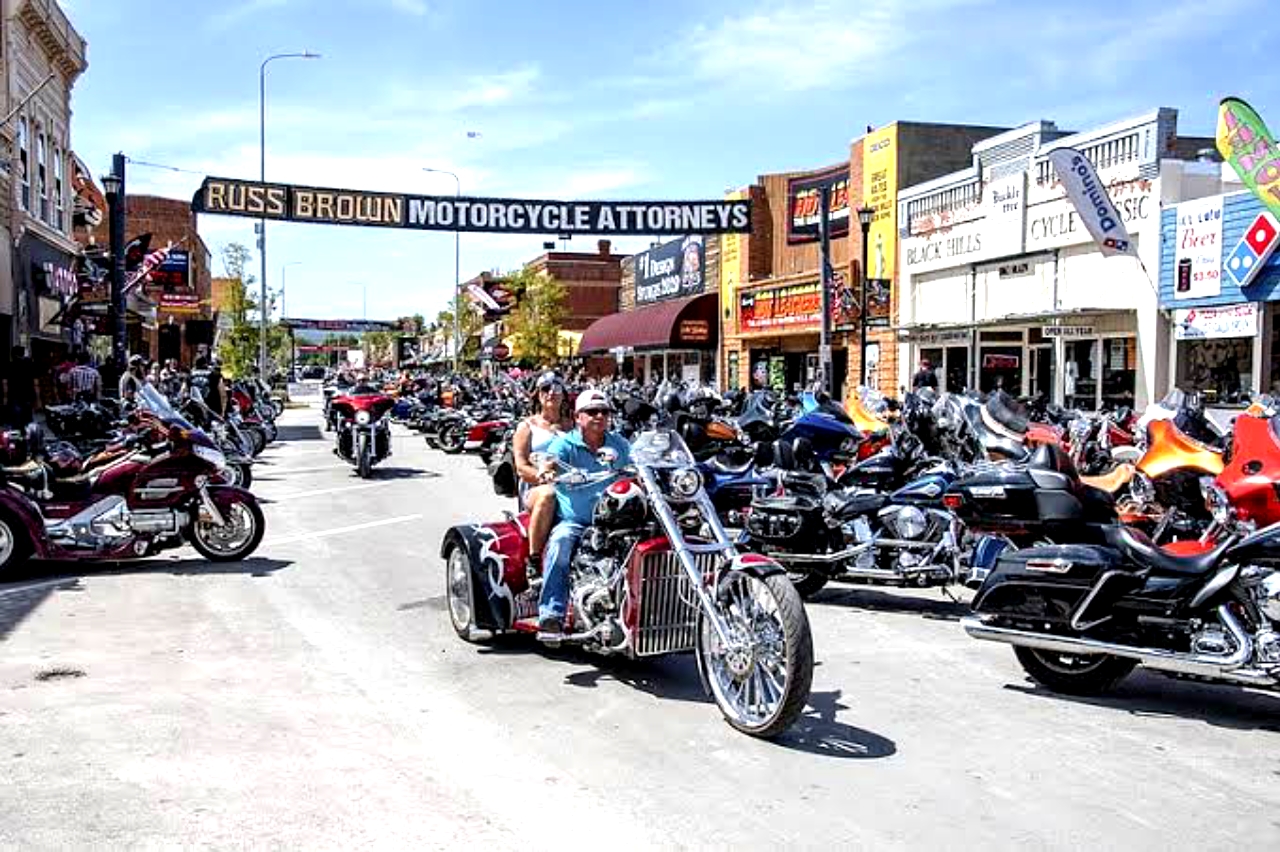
<box><xmin>895</xmin><ymin>108</ymin><xmax>1222</xmax><ymax>410</ymax></box>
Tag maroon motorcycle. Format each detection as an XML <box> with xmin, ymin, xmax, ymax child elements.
<box><xmin>330</xmin><ymin>384</ymin><xmax>395</xmax><ymax>478</ymax></box>
<box><xmin>0</xmin><ymin>385</ymin><xmax>264</xmax><ymax>576</ymax></box>
<box><xmin>440</xmin><ymin>424</ymin><xmax>815</xmax><ymax>738</ymax></box>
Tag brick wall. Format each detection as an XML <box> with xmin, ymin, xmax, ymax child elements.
<box><xmin>525</xmin><ymin>239</ymin><xmax>623</xmax><ymax>332</ymax></box>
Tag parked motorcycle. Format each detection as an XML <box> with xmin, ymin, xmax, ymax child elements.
<box><xmin>330</xmin><ymin>384</ymin><xmax>395</xmax><ymax>478</ymax></box>
<box><xmin>0</xmin><ymin>385</ymin><xmax>264</xmax><ymax>574</ymax></box>
<box><xmin>440</xmin><ymin>424</ymin><xmax>814</xmax><ymax>738</ymax></box>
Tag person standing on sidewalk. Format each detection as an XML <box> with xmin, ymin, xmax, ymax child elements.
<box><xmin>2</xmin><ymin>345</ymin><xmax>41</xmax><ymax>427</ymax></box>
<box><xmin>119</xmin><ymin>354</ymin><xmax>147</xmax><ymax>405</ymax></box>
<box><xmin>63</xmin><ymin>350</ymin><xmax>102</xmax><ymax>402</ymax></box>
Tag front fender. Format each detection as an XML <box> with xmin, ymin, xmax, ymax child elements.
<box><xmin>0</xmin><ymin>486</ymin><xmax>48</xmax><ymax>558</ymax></box>
<box><xmin>440</xmin><ymin>522</ymin><xmax>527</xmax><ymax>631</ymax></box>
<box><xmin>723</xmin><ymin>552</ymin><xmax>786</xmax><ymax>580</ymax></box>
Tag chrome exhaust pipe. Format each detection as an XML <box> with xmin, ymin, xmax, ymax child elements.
<box><xmin>962</xmin><ymin>605</ymin><xmax>1270</xmax><ymax>682</ymax></box>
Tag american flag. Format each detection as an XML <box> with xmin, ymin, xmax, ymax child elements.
<box><xmin>121</xmin><ymin>244</ymin><xmax>173</xmax><ymax>295</ymax></box>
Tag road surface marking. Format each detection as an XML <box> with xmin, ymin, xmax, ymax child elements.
<box><xmin>270</xmin><ymin>482</ymin><xmax>391</xmax><ymax>500</ymax></box>
<box><xmin>265</xmin><ymin>514</ymin><xmax>423</xmax><ymax>546</ymax></box>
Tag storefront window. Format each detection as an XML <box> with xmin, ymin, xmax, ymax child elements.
<box><xmin>980</xmin><ymin>347</ymin><xmax>1022</xmax><ymax>394</ymax></box>
<box><xmin>17</xmin><ymin>118</ymin><xmax>29</xmax><ymax>212</ymax></box>
<box><xmin>1064</xmin><ymin>340</ymin><xmax>1096</xmax><ymax>409</ymax></box>
<box><xmin>1176</xmin><ymin>337</ymin><xmax>1254</xmax><ymax>405</ymax></box>
<box><xmin>1100</xmin><ymin>337</ymin><xmax>1137</xmax><ymax>410</ymax></box>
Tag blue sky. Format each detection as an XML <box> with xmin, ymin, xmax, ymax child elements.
<box><xmin>65</xmin><ymin>0</ymin><xmax>1273</xmax><ymax>323</ymax></box>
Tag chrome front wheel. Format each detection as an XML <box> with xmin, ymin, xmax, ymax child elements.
<box><xmin>189</xmin><ymin>494</ymin><xmax>265</xmax><ymax>562</ymax></box>
<box><xmin>697</xmin><ymin>572</ymin><xmax>813</xmax><ymax>738</ymax></box>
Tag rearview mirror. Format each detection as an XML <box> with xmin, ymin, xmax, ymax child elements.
<box><xmin>596</xmin><ymin>446</ymin><xmax>619</xmax><ymax>466</ymax></box>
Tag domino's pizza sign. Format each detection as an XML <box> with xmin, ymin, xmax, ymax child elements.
<box><xmin>1225</xmin><ymin>212</ymin><xmax>1280</xmax><ymax>289</ymax></box>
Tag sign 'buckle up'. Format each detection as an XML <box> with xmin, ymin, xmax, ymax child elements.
<box><xmin>192</xmin><ymin>177</ymin><xmax>753</xmax><ymax>236</ymax></box>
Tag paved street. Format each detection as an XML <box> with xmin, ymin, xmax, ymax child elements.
<box><xmin>1</xmin><ymin>407</ymin><xmax>1278</xmax><ymax>850</ymax></box>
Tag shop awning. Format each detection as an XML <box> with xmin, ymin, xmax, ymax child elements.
<box><xmin>579</xmin><ymin>293</ymin><xmax>718</xmax><ymax>355</ymax></box>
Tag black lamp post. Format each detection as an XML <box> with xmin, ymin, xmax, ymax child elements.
<box><xmin>856</xmin><ymin>205</ymin><xmax>875</xmax><ymax>386</ymax></box>
<box><xmin>102</xmin><ymin>154</ymin><xmax>127</xmax><ymax>377</ymax></box>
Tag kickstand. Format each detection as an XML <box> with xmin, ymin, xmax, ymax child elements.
<box><xmin>941</xmin><ymin>585</ymin><xmax>961</xmax><ymax>604</ymax></box>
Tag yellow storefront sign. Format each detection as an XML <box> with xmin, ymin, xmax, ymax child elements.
<box><xmin>862</xmin><ymin>125</ymin><xmax>898</xmax><ymax>282</ymax></box>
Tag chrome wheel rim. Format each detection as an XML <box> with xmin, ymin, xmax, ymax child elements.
<box><xmin>225</xmin><ymin>465</ymin><xmax>244</xmax><ymax>488</ymax></box>
<box><xmin>0</xmin><ymin>519</ymin><xmax>14</xmax><ymax>566</ymax></box>
<box><xmin>702</xmin><ymin>574</ymin><xmax>788</xmax><ymax>730</ymax></box>
<box><xmin>447</xmin><ymin>548</ymin><xmax>472</xmax><ymax>631</ymax></box>
<box><xmin>196</xmin><ymin>502</ymin><xmax>256</xmax><ymax>556</ymax></box>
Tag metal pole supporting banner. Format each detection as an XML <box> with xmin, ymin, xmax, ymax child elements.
<box><xmin>859</xmin><ymin>217</ymin><xmax>871</xmax><ymax>387</ymax></box>
<box><xmin>818</xmin><ymin>184</ymin><xmax>833</xmax><ymax>396</ymax></box>
<box><xmin>109</xmin><ymin>152</ymin><xmax>128</xmax><ymax>375</ymax></box>
<box><xmin>259</xmin><ymin>62</ymin><xmax>268</xmax><ymax>377</ymax></box>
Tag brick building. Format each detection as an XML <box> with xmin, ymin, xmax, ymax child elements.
<box><xmin>91</xmin><ymin>194</ymin><xmax>215</xmax><ymax>364</ymax></box>
<box><xmin>722</xmin><ymin>121</ymin><xmax>1008</xmax><ymax>398</ymax></box>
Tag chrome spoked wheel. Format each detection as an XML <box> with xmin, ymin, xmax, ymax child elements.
<box><xmin>697</xmin><ymin>572</ymin><xmax>813</xmax><ymax>738</ymax></box>
<box><xmin>190</xmin><ymin>497</ymin><xmax>265</xmax><ymax>562</ymax></box>
<box><xmin>0</xmin><ymin>517</ymin><xmax>17</xmax><ymax>572</ymax></box>
<box><xmin>446</xmin><ymin>545</ymin><xmax>480</xmax><ymax>642</ymax></box>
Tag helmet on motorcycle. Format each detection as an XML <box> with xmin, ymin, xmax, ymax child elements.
<box><xmin>593</xmin><ymin>477</ymin><xmax>648</xmax><ymax>529</ymax></box>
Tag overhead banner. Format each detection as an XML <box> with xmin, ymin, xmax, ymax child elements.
<box><xmin>634</xmin><ymin>235</ymin><xmax>705</xmax><ymax>305</ymax></box>
<box><xmin>281</xmin><ymin>317</ymin><xmax>399</xmax><ymax>332</ymax></box>
<box><xmin>787</xmin><ymin>165</ymin><xmax>850</xmax><ymax>244</ymax></box>
<box><xmin>1217</xmin><ymin>97</ymin><xmax>1280</xmax><ymax>218</ymax></box>
<box><xmin>193</xmin><ymin>177</ymin><xmax>752</xmax><ymax>235</ymax></box>
<box><xmin>1046</xmin><ymin>147</ymin><xmax>1137</xmax><ymax>257</ymax></box>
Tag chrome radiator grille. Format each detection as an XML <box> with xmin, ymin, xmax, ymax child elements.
<box><xmin>634</xmin><ymin>551</ymin><xmax>716</xmax><ymax>657</ymax></box>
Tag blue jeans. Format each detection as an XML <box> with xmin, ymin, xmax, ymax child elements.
<box><xmin>539</xmin><ymin>521</ymin><xmax>584</xmax><ymax>622</ymax></box>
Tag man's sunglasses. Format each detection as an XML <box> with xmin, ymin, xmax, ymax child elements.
<box><xmin>581</xmin><ymin>408</ymin><xmax>611</xmax><ymax>417</ymax></box>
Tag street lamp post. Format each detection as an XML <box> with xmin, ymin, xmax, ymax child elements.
<box><xmin>102</xmin><ymin>154</ymin><xmax>126</xmax><ymax>378</ymax></box>
<box><xmin>259</xmin><ymin>50</ymin><xmax>320</xmax><ymax>378</ymax></box>
<box><xmin>423</xmin><ymin>167</ymin><xmax>461</xmax><ymax>373</ymax></box>
<box><xmin>857</xmin><ymin>205</ymin><xmax>875</xmax><ymax>387</ymax></box>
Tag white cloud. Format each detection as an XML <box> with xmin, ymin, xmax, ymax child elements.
<box><xmin>206</xmin><ymin>0</ymin><xmax>290</xmax><ymax>32</ymax></box>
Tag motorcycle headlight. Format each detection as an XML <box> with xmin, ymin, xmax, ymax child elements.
<box><xmin>1201</xmin><ymin>479</ymin><xmax>1232</xmax><ymax>525</ymax></box>
<box><xmin>890</xmin><ymin>505</ymin><xmax>929</xmax><ymax>539</ymax></box>
<box><xmin>669</xmin><ymin>467</ymin><xmax>703</xmax><ymax>499</ymax></box>
<box><xmin>356</xmin><ymin>410</ymin><xmax>372</xmax><ymax>425</ymax></box>
<box><xmin>193</xmin><ymin>444</ymin><xmax>227</xmax><ymax>470</ymax></box>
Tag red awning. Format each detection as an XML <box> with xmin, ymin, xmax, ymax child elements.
<box><xmin>579</xmin><ymin>293</ymin><xmax>718</xmax><ymax>354</ymax></box>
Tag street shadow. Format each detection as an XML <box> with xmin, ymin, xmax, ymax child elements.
<box><xmin>774</xmin><ymin>689</ymin><xmax>898</xmax><ymax>759</ymax></box>
<box><xmin>275</xmin><ymin>424</ymin><xmax>323</xmax><ymax>442</ymax></box>
<box><xmin>2</xmin><ymin>556</ymin><xmax>293</xmax><ymax>585</ymax></box>
<box><xmin>561</xmin><ymin>653</ymin><xmax>710</xmax><ymax>704</ymax></box>
<box><xmin>0</xmin><ymin>578</ymin><xmax>82</xmax><ymax>643</ymax></box>
<box><xmin>1004</xmin><ymin>671</ymin><xmax>1280</xmax><ymax>733</ymax></box>
<box><xmin>811</xmin><ymin>586</ymin><xmax>972</xmax><ymax>622</ymax></box>
<box><xmin>361</xmin><ymin>466</ymin><xmax>439</xmax><ymax>480</ymax></box>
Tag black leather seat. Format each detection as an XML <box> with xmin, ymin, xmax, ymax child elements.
<box><xmin>985</xmin><ymin>391</ymin><xmax>1029</xmax><ymax>434</ymax></box>
<box><xmin>1029</xmin><ymin>443</ymin><xmax>1076</xmax><ymax>475</ymax></box>
<box><xmin>826</xmin><ymin>490</ymin><xmax>888</xmax><ymax>520</ymax></box>
<box><xmin>1103</xmin><ymin>526</ymin><xmax>1229</xmax><ymax>576</ymax></box>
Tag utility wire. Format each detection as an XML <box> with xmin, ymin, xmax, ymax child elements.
<box><xmin>124</xmin><ymin>157</ymin><xmax>207</xmax><ymax>176</ymax></box>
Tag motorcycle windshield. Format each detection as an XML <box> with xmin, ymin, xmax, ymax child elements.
<box><xmin>631</xmin><ymin>428</ymin><xmax>696</xmax><ymax>468</ymax></box>
<box><xmin>736</xmin><ymin>392</ymin><xmax>775</xmax><ymax>430</ymax></box>
<box><xmin>138</xmin><ymin>384</ymin><xmax>194</xmax><ymax>429</ymax></box>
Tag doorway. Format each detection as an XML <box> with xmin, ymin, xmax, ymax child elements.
<box><xmin>158</xmin><ymin>323</ymin><xmax>181</xmax><ymax>364</ymax></box>
<box><xmin>1030</xmin><ymin>345</ymin><xmax>1054</xmax><ymax>402</ymax></box>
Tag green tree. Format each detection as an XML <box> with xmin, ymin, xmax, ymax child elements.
<box><xmin>506</xmin><ymin>268</ymin><xmax>566</xmax><ymax>365</ymax></box>
<box><xmin>216</xmin><ymin>242</ymin><xmax>291</xmax><ymax>378</ymax></box>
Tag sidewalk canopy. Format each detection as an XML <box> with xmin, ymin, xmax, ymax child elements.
<box><xmin>579</xmin><ymin>293</ymin><xmax>718</xmax><ymax>355</ymax></box>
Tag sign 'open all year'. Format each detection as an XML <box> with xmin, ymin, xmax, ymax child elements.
<box><xmin>192</xmin><ymin>177</ymin><xmax>753</xmax><ymax>236</ymax></box>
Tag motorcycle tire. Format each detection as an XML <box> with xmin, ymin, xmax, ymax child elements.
<box><xmin>0</xmin><ymin>512</ymin><xmax>33</xmax><ymax>577</ymax></box>
<box><xmin>248</xmin><ymin>428</ymin><xmax>267</xmax><ymax>457</ymax></box>
<box><xmin>696</xmin><ymin>572</ymin><xmax>814</xmax><ymax>739</ymax></box>
<box><xmin>1012</xmin><ymin>646</ymin><xmax>1136</xmax><ymax>696</ymax></box>
<box><xmin>263</xmin><ymin>421</ymin><xmax>279</xmax><ymax>444</ymax></box>
<box><xmin>444</xmin><ymin>543</ymin><xmax>486</xmax><ymax>643</ymax></box>
<box><xmin>358</xmin><ymin>434</ymin><xmax>372</xmax><ymax>479</ymax></box>
<box><xmin>224</xmin><ymin>463</ymin><xmax>253</xmax><ymax>490</ymax></box>
<box><xmin>188</xmin><ymin>492</ymin><xmax>266</xmax><ymax>562</ymax></box>
<box><xmin>440</xmin><ymin>426</ymin><xmax>466</xmax><ymax>455</ymax></box>
<box><xmin>271</xmin><ymin>399</ymin><xmax>285</xmax><ymax>418</ymax></box>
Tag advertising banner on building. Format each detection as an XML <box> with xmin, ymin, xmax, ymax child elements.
<box><xmin>981</xmin><ymin>173</ymin><xmax>1026</xmax><ymax>259</ymax></box>
<box><xmin>634</xmin><ymin>235</ymin><xmax>705</xmax><ymax>305</ymax></box>
<box><xmin>1047</xmin><ymin>147</ymin><xmax>1138</xmax><ymax>257</ymax></box>
<box><xmin>738</xmin><ymin>282</ymin><xmax>821</xmax><ymax>332</ymax></box>
<box><xmin>1217</xmin><ymin>97</ymin><xmax>1280</xmax><ymax>218</ymax></box>
<box><xmin>1174</xmin><ymin>196</ymin><xmax>1224</xmax><ymax>300</ymax></box>
<box><xmin>193</xmin><ymin>177</ymin><xmax>752</xmax><ymax>235</ymax></box>
<box><xmin>149</xmin><ymin>248</ymin><xmax>190</xmax><ymax>290</ymax></box>
<box><xmin>862</xmin><ymin>126</ymin><xmax>898</xmax><ymax>281</ymax></box>
<box><xmin>719</xmin><ymin>190</ymin><xmax>745</xmax><ymax>328</ymax></box>
<box><xmin>1174</xmin><ymin>303</ymin><xmax>1257</xmax><ymax>339</ymax></box>
<box><xmin>787</xmin><ymin>166</ymin><xmax>849</xmax><ymax>244</ymax></box>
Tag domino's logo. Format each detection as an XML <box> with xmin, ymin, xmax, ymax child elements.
<box><xmin>1225</xmin><ymin>212</ymin><xmax>1279</xmax><ymax>289</ymax></box>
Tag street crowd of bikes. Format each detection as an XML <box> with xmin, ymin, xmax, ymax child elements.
<box><xmin>8</xmin><ymin>355</ymin><xmax>1280</xmax><ymax>742</ymax></box>
<box><xmin>359</xmin><ymin>368</ymin><xmax>1280</xmax><ymax>739</ymax></box>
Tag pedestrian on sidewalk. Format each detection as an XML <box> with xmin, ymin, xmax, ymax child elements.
<box><xmin>63</xmin><ymin>350</ymin><xmax>102</xmax><ymax>402</ymax></box>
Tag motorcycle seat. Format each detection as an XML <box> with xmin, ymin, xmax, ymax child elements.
<box><xmin>984</xmin><ymin>392</ymin><xmax>1029</xmax><ymax>435</ymax></box>
<box><xmin>1103</xmin><ymin>526</ymin><xmax>1229</xmax><ymax>577</ymax></box>
<box><xmin>1079</xmin><ymin>463</ymin><xmax>1135</xmax><ymax>495</ymax></box>
<box><xmin>826</xmin><ymin>490</ymin><xmax>888</xmax><ymax>519</ymax></box>
<box><xmin>705</xmin><ymin>456</ymin><xmax>754</xmax><ymax>476</ymax></box>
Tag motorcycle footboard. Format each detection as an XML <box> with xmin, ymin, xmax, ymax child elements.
<box><xmin>972</xmin><ymin>544</ymin><xmax>1129</xmax><ymax>628</ymax></box>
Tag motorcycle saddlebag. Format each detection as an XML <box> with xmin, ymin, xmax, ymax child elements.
<box><xmin>971</xmin><ymin>544</ymin><xmax>1142</xmax><ymax>627</ymax></box>
<box><xmin>747</xmin><ymin>494</ymin><xmax>825</xmax><ymax>545</ymax></box>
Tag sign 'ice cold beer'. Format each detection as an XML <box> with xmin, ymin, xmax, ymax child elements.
<box><xmin>1174</xmin><ymin>196</ymin><xmax>1223</xmax><ymax>300</ymax></box>
<box><xmin>193</xmin><ymin>177</ymin><xmax>752</xmax><ymax>236</ymax></box>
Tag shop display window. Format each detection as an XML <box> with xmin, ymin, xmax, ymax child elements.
<box><xmin>1176</xmin><ymin>337</ymin><xmax>1254</xmax><ymax>405</ymax></box>
<box><xmin>1100</xmin><ymin>337</ymin><xmax>1137</xmax><ymax>410</ymax></box>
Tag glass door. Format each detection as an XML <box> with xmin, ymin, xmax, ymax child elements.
<box><xmin>1064</xmin><ymin>339</ymin><xmax>1098</xmax><ymax>410</ymax></box>
<box><xmin>1030</xmin><ymin>344</ymin><xmax>1055</xmax><ymax>402</ymax></box>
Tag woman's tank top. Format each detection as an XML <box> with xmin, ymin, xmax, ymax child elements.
<box><xmin>519</xmin><ymin>418</ymin><xmax>560</xmax><ymax>506</ymax></box>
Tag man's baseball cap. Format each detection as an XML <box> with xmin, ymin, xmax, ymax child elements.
<box><xmin>575</xmin><ymin>389</ymin><xmax>613</xmax><ymax>414</ymax></box>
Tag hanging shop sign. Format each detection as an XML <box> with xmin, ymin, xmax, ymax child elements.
<box><xmin>159</xmin><ymin>292</ymin><xmax>201</xmax><ymax>314</ymax></box>
<box><xmin>1041</xmin><ymin>325</ymin><xmax>1095</xmax><ymax>338</ymax></box>
<box><xmin>862</xmin><ymin>126</ymin><xmax>899</xmax><ymax>280</ymax></box>
<box><xmin>193</xmin><ymin>177</ymin><xmax>752</xmax><ymax>235</ymax></box>
<box><xmin>635</xmin><ymin>235</ymin><xmax>705</xmax><ymax>305</ymax></box>
<box><xmin>1224</xmin><ymin>211</ymin><xmax>1280</xmax><ymax>289</ymax></box>
<box><xmin>1174</xmin><ymin>304</ymin><xmax>1258</xmax><ymax>340</ymax></box>
<box><xmin>787</xmin><ymin>166</ymin><xmax>850</xmax><ymax>244</ymax></box>
<box><xmin>149</xmin><ymin>248</ymin><xmax>190</xmax><ymax>291</ymax></box>
<box><xmin>1173</xmin><ymin>196</ymin><xmax>1224</xmax><ymax>300</ymax></box>
<box><xmin>738</xmin><ymin>282</ymin><xmax>822</xmax><ymax>332</ymax></box>
<box><xmin>281</xmin><ymin>317</ymin><xmax>399</xmax><ymax>332</ymax></box>
<box><xmin>677</xmin><ymin>319</ymin><xmax>711</xmax><ymax>343</ymax></box>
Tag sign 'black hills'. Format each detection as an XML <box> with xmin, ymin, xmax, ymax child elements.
<box><xmin>193</xmin><ymin>177</ymin><xmax>753</xmax><ymax>236</ymax></box>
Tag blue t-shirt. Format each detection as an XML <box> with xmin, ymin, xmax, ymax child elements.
<box><xmin>549</xmin><ymin>428</ymin><xmax>633</xmax><ymax>525</ymax></box>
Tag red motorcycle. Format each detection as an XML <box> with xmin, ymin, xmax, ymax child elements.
<box><xmin>0</xmin><ymin>386</ymin><xmax>264</xmax><ymax>575</ymax></box>
<box><xmin>330</xmin><ymin>384</ymin><xmax>395</xmax><ymax>478</ymax></box>
<box><xmin>440</xmin><ymin>424</ymin><xmax>815</xmax><ymax>739</ymax></box>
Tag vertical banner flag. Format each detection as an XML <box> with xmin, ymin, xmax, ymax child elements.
<box><xmin>1047</xmin><ymin>147</ymin><xmax>1137</xmax><ymax>257</ymax></box>
<box><xmin>1217</xmin><ymin>97</ymin><xmax>1280</xmax><ymax>218</ymax></box>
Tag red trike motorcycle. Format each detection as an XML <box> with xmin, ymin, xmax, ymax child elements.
<box><xmin>330</xmin><ymin>384</ymin><xmax>395</xmax><ymax>478</ymax></box>
<box><xmin>0</xmin><ymin>385</ymin><xmax>264</xmax><ymax>575</ymax></box>
<box><xmin>440</xmin><ymin>425</ymin><xmax>815</xmax><ymax>738</ymax></box>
